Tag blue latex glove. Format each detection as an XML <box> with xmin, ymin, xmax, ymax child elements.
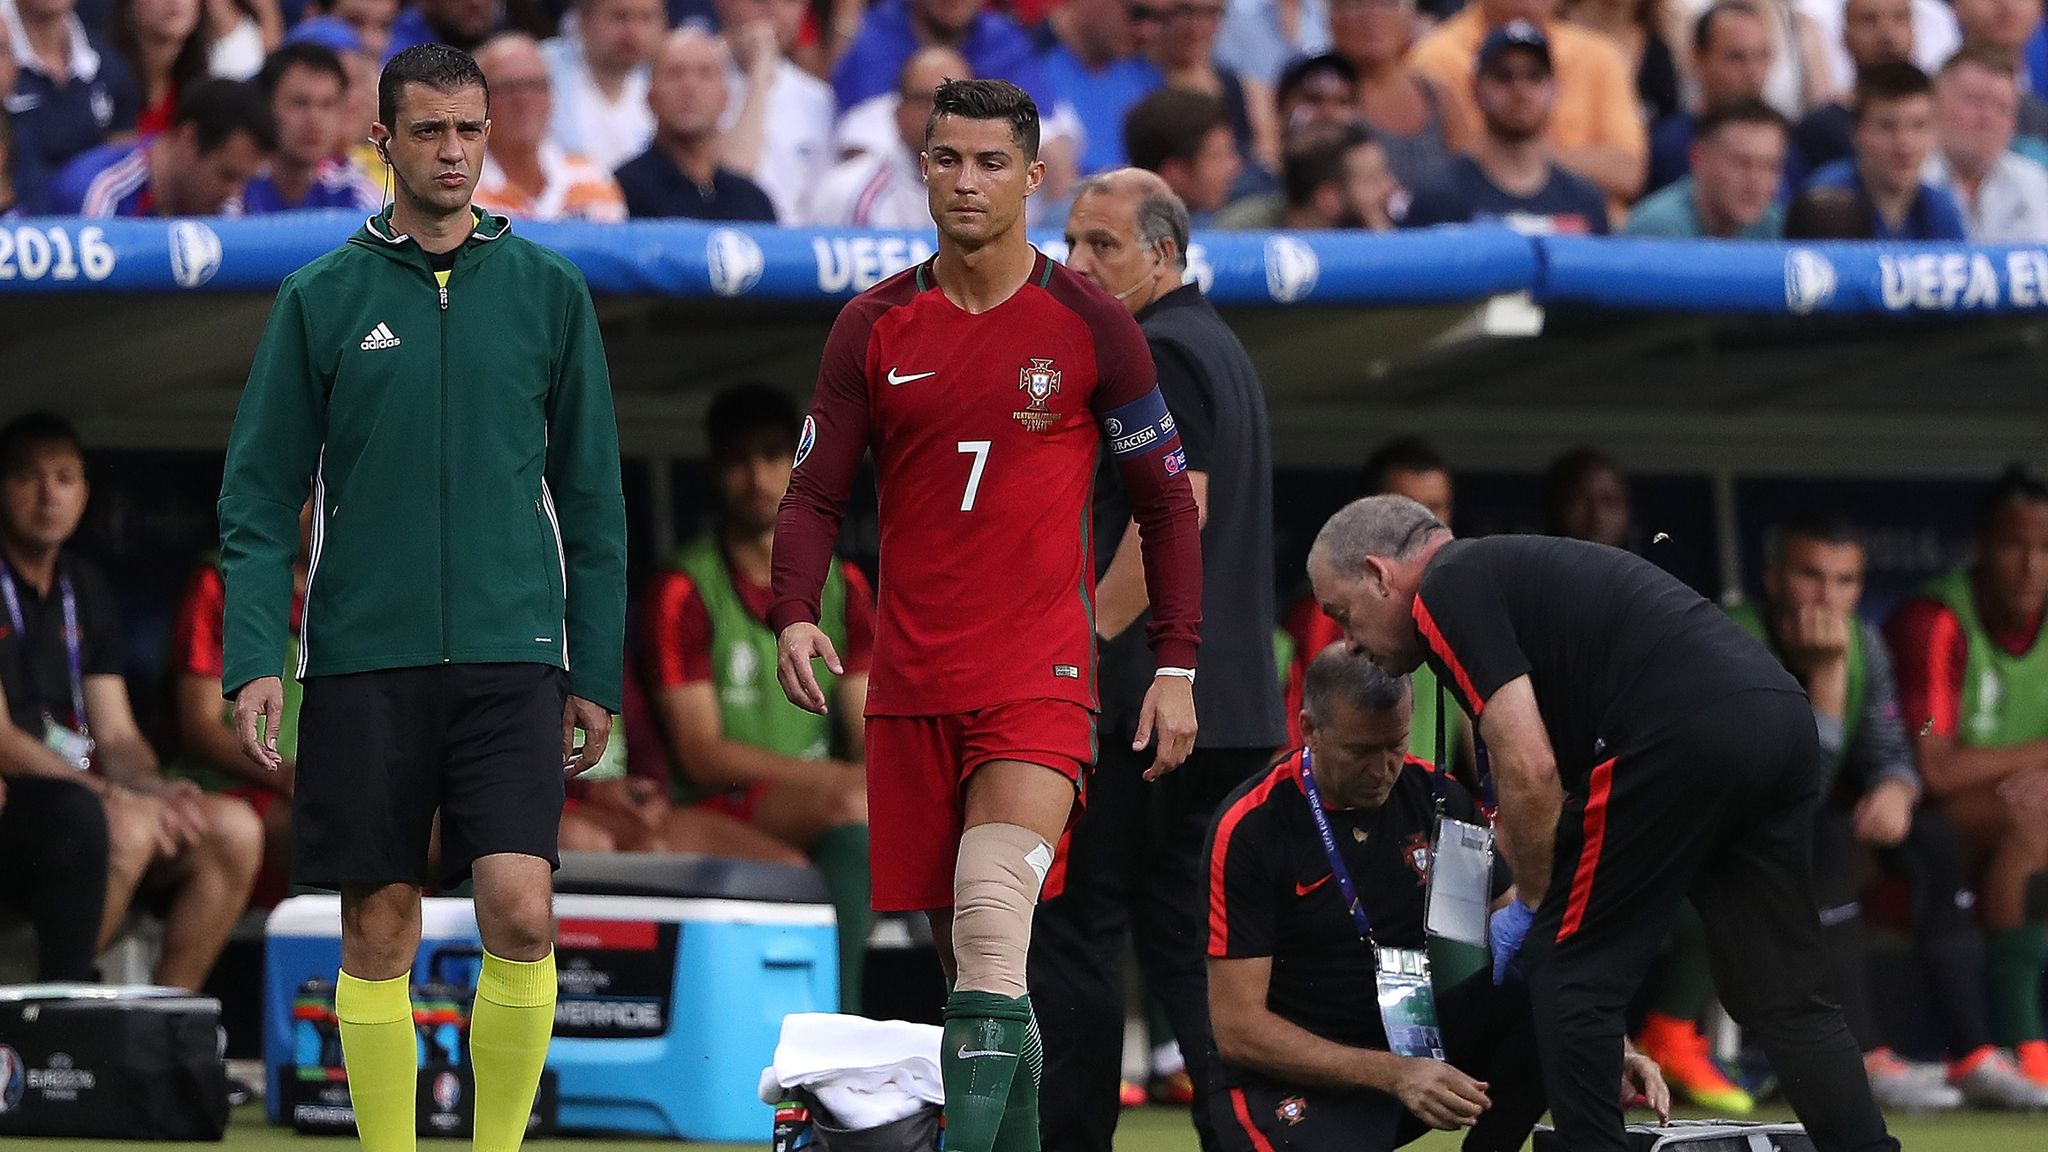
<box><xmin>1489</xmin><ymin>900</ymin><xmax>1536</xmax><ymax>984</ymax></box>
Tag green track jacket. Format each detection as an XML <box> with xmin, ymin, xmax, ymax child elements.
<box><xmin>218</xmin><ymin>208</ymin><xmax>627</xmax><ymax>711</ymax></box>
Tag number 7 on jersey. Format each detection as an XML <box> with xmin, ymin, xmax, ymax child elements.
<box><xmin>957</xmin><ymin>440</ymin><xmax>991</xmax><ymax>511</ymax></box>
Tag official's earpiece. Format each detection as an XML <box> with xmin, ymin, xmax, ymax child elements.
<box><xmin>1110</xmin><ymin>244</ymin><xmax>1168</xmax><ymax>302</ymax></box>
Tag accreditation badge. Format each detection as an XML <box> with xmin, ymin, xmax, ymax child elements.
<box><xmin>39</xmin><ymin>712</ymin><xmax>93</xmax><ymax>771</ymax></box>
<box><xmin>1425</xmin><ymin>816</ymin><xmax>1495</xmax><ymax>948</ymax></box>
<box><xmin>1375</xmin><ymin>946</ymin><xmax>1445</xmax><ymax>1060</ymax></box>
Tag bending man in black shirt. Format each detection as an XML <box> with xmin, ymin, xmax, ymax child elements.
<box><xmin>1307</xmin><ymin>496</ymin><xmax>1896</xmax><ymax>1152</ymax></box>
<box><xmin>1205</xmin><ymin>645</ymin><xmax>1665</xmax><ymax>1150</ymax></box>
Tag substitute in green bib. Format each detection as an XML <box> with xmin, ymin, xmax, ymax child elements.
<box><xmin>1887</xmin><ymin>468</ymin><xmax>2048</xmax><ymax>1090</ymax></box>
<box><xmin>1734</xmin><ymin>517</ymin><xmax>2046</xmax><ymax>1110</ymax></box>
<box><xmin>640</xmin><ymin>384</ymin><xmax>875</xmax><ymax>1012</ymax></box>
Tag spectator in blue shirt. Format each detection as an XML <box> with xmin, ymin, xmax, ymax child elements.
<box><xmin>614</xmin><ymin>27</ymin><xmax>776</xmax><ymax>219</ymax></box>
<box><xmin>1627</xmin><ymin>99</ymin><xmax>1787</xmax><ymax>238</ymax></box>
<box><xmin>835</xmin><ymin>0</ymin><xmax>1054</xmax><ymax>114</ymax></box>
<box><xmin>5</xmin><ymin>0</ymin><xmax>141</xmax><ymax>211</ymax></box>
<box><xmin>48</xmin><ymin>75</ymin><xmax>272</xmax><ymax>215</ymax></box>
<box><xmin>1647</xmin><ymin>0</ymin><xmax>1775</xmax><ymax>194</ymax></box>
<box><xmin>1402</xmin><ymin>20</ymin><xmax>1609</xmax><ymax>234</ymax></box>
<box><xmin>834</xmin><ymin>0</ymin><xmax>1080</xmax><ymax>202</ymax></box>
<box><xmin>382</xmin><ymin>0</ymin><xmax>503</xmax><ymax>62</ymax></box>
<box><xmin>1799</xmin><ymin>61</ymin><xmax>1968</xmax><ymax>240</ymax></box>
<box><xmin>243</xmin><ymin>41</ymin><xmax>380</xmax><ymax>212</ymax></box>
<box><xmin>1796</xmin><ymin>0</ymin><xmax>1914</xmax><ymax>173</ymax></box>
<box><xmin>1214</xmin><ymin>0</ymin><xmax>1330</xmax><ymax>87</ymax></box>
<box><xmin>1035</xmin><ymin>0</ymin><xmax>1161</xmax><ymax>173</ymax></box>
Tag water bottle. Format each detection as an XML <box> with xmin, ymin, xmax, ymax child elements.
<box><xmin>771</xmin><ymin>1099</ymin><xmax>814</xmax><ymax>1151</ymax></box>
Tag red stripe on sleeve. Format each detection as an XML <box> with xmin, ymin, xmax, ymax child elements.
<box><xmin>1887</xmin><ymin>598</ymin><xmax>1963</xmax><ymax>740</ymax></box>
<box><xmin>171</xmin><ymin>567</ymin><xmax>227</xmax><ymax>679</ymax></box>
<box><xmin>1557</xmin><ymin>756</ymin><xmax>1617</xmax><ymax>943</ymax></box>
<box><xmin>1411</xmin><ymin>596</ymin><xmax>1484</xmax><ymax>717</ymax></box>
<box><xmin>642</xmin><ymin>571</ymin><xmax>712</xmax><ymax>689</ymax></box>
<box><xmin>1927</xmin><ymin>609</ymin><xmax>1963</xmax><ymax>740</ymax></box>
<box><xmin>1229</xmin><ymin>1088</ymin><xmax>1278</xmax><ymax>1152</ymax></box>
<box><xmin>1208</xmin><ymin>759</ymin><xmax>1291</xmax><ymax>956</ymax></box>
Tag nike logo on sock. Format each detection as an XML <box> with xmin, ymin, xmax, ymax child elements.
<box><xmin>1295</xmin><ymin>874</ymin><xmax>1332</xmax><ymax>897</ymax></box>
<box><xmin>956</xmin><ymin>1046</ymin><xmax>1016</xmax><ymax>1060</ymax></box>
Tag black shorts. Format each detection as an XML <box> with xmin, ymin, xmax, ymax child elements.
<box><xmin>293</xmin><ymin>663</ymin><xmax>567</xmax><ymax>889</ymax></box>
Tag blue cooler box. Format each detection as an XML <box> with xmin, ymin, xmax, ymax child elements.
<box><xmin>549</xmin><ymin>852</ymin><xmax>836</xmax><ymax>1141</ymax></box>
<box><xmin>262</xmin><ymin>895</ymin><xmax>484</xmax><ymax>1124</ymax></box>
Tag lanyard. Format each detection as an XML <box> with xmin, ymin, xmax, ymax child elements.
<box><xmin>1296</xmin><ymin>747</ymin><xmax>1378</xmax><ymax>947</ymax></box>
<box><xmin>0</xmin><ymin>562</ymin><xmax>87</xmax><ymax>734</ymax></box>
<box><xmin>1436</xmin><ymin>677</ymin><xmax>1496</xmax><ymax>818</ymax></box>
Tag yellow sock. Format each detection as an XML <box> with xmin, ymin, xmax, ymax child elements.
<box><xmin>469</xmin><ymin>949</ymin><xmax>557</xmax><ymax>1152</ymax></box>
<box><xmin>336</xmin><ymin>970</ymin><xmax>418</xmax><ymax>1152</ymax></box>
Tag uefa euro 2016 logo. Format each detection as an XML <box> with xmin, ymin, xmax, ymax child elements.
<box><xmin>0</xmin><ymin>1045</ymin><xmax>25</xmax><ymax>1114</ymax></box>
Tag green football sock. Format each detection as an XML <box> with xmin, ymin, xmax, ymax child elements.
<box><xmin>810</xmin><ymin>823</ymin><xmax>874</xmax><ymax>1014</ymax></box>
<box><xmin>1986</xmin><ymin>924</ymin><xmax>2048</xmax><ymax>1045</ymax></box>
<box><xmin>941</xmin><ymin>990</ymin><xmax>1034</xmax><ymax>1152</ymax></box>
<box><xmin>335</xmin><ymin>970</ymin><xmax>418</xmax><ymax>1152</ymax></box>
<box><xmin>991</xmin><ymin>1007</ymin><xmax>1042</xmax><ymax>1152</ymax></box>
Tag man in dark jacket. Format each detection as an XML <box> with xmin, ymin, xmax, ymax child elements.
<box><xmin>219</xmin><ymin>44</ymin><xmax>626</xmax><ymax>1152</ymax></box>
<box><xmin>1034</xmin><ymin>167</ymin><xmax>1285</xmax><ymax>1152</ymax></box>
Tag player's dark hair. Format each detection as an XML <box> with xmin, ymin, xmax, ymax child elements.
<box><xmin>1693</xmin><ymin>0</ymin><xmax>1763</xmax><ymax>55</ymax></box>
<box><xmin>1695</xmin><ymin>97</ymin><xmax>1788</xmax><ymax>143</ymax></box>
<box><xmin>1542</xmin><ymin>447</ymin><xmax>1624</xmax><ymax>535</ymax></box>
<box><xmin>0</xmin><ymin>413</ymin><xmax>85</xmax><ymax>478</ymax></box>
<box><xmin>1783</xmin><ymin>184</ymin><xmax>1874</xmax><ymax>239</ymax></box>
<box><xmin>1123</xmin><ymin>88</ymin><xmax>1229</xmax><ymax>176</ymax></box>
<box><xmin>926</xmin><ymin>78</ymin><xmax>1040</xmax><ymax>161</ymax></box>
<box><xmin>1362</xmin><ymin>437</ymin><xmax>1447</xmax><ymax>497</ymax></box>
<box><xmin>1282</xmin><ymin>121</ymin><xmax>1376</xmax><ymax>209</ymax></box>
<box><xmin>705</xmin><ymin>383</ymin><xmax>800</xmax><ymax>463</ymax></box>
<box><xmin>259</xmin><ymin>41</ymin><xmax>351</xmax><ymax>99</ymax></box>
<box><xmin>173</xmin><ymin>78</ymin><xmax>279</xmax><ymax>155</ymax></box>
<box><xmin>1976</xmin><ymin>465</ymin><xmax>2048</xmax><ymax>536</ymax></box>
<box><xmin>379</xmin><ymin>43</ymin><xmax>491</xmax><ymax>131</ymax></box>
<box><xmin>1276</xmin><ymin>52</ymin><xmax>1358</xmax><ymax>109</ymax></box>
<box><xmin>1852</xmin><ymin>60</ymin><xmax>1933</xmax><ymax>125</ymax></box>
<box><xmin>1302</xmin><ymin>642</ymin><xmax>1411</xmax><ymax>727</ymax></box>
<box><xmin>1770</xmin><ymin>515</ymin><xmax>1863</xmax><ymax>562</ymax></box>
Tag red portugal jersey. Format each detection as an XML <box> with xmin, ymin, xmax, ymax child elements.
<box><xmin>771</xmin><ymin>252</ymin><xmax>1203</xmax><ymax>717</ymax></box>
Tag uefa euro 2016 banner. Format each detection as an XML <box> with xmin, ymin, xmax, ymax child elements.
<box><xmin>0</xmin><ymin>212</ymin><xmax>2043</xmax><ymax>316</ymax></box>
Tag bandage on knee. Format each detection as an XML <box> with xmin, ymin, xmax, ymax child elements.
<box><xmin>952</xmin><ymin>823</ymin><xmax>1054</xmax><ymax>997</ymax></box>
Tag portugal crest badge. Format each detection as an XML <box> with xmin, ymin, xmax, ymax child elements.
<box><xmin>1013</xmin><ymin>358</ymin><xmax>1062</xmax><ymax>432</ymax></box>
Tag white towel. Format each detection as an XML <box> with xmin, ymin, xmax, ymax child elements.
<box><xmin>757</xmin><ymin>1012</ymin><xmax>945</xmax><ymax>1131</ymax></box>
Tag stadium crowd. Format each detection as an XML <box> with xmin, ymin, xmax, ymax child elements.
<box><xmin>13</xmin><ymin>0</ymin><xmax>2048</xmax><ymax>236</ymax></box>
<box><xmin>6</xmin><ymin>388</ymin><xmax>2048</xmax><ymax>1122</ymax></box>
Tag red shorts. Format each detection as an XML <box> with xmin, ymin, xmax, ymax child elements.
<box><xmin>697</xmin><ymin>782</ymin><xmax>769</xmax><ymax>823</ymax></box>
<box><xmin>223</xmin><ymin>785</ymin><xmax>288</xmax><ymax>908</ymax></box>
<box><xmin>864</xmin><ymin>699</ymin><xmax>1095</xmax><ymax>912</ymax></box>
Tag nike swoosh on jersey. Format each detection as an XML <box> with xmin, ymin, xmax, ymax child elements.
<box><xmin>956</xmin><ymin>1046</ymin><xmax>1016</xmax><ymax>1060</ymax></box>
<box><xmin>1295</xmin><ymin>874</ymin><xmax>1333</xmax><ymax>897</ymax></box>
<box><xmin>887</xmin><ymin>368</ymin><xmax>937</xmax><ymax>386</ymax></box>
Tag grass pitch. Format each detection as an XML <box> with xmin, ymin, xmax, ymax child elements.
<box><xmin>3</xmin><ymin>1102</ymin><xmax>2041</xmax><ymax>1150</ymax></box>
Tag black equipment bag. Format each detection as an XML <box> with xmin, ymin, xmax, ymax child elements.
<box><xmin>0</xmin><ymin>987</ymin><xmax>229</xmax><ymax>1140</ymax></box>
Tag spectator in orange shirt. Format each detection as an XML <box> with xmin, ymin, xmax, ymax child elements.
<box><xmin>1410</xmin><ymin>0</ymin><xmax>1647</xmax><ymax>205</ymax></box>
<box><xmin>471</xmin><ymin>32</ymin><xmax>628</xmax><ymax>222</ymax></box>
